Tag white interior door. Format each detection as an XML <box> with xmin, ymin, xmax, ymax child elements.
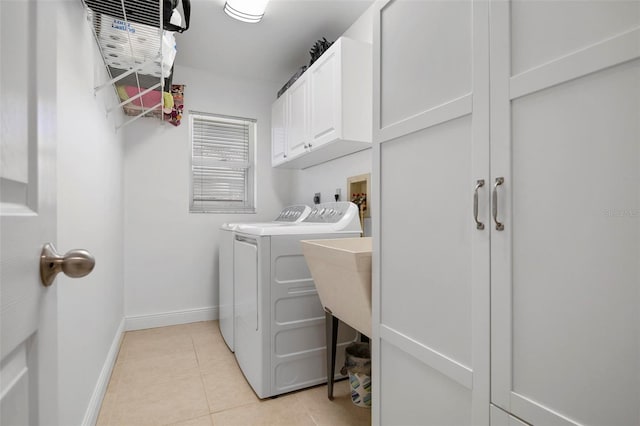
<box><xmin>490</xmin><ymin>1</ymin><xmax>640</xmax><ymax>425</ymax></box>
<box><xmin>1</xmin><ymin>0</ymin><xmax>58</xmax><ymax>424</ymax></box>
<box><xmin>372</xmin><ymin>0</ymin><xmax>490</xmax><ymax>424</ymax></box>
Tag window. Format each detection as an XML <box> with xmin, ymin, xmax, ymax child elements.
<box><xmin>189</xmin><ymin>112</ymin><xmax>256</xmax><ymax>213</ymax></box>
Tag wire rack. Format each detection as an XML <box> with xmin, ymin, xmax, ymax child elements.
<box><xmin>82</xmin><ymin>0</ymin><xmax>171</xmax><ymax>129</ymax></box>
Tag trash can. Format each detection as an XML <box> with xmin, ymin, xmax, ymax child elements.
<box><xmin>340</xmin><ymin>342</ymin><xmax>371</xmax><ymax>408</ymax></box>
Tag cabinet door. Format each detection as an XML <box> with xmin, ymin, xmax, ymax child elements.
<box><xmin>271</xmin><ymin>95</ymin><xmax>287</xmax><ymax>166</ymax></box>
<box><xmin>286</xmin><ymin>77</ymin><xmax>309</xmax><ymax>159</ymax></box>
<box><xmin>372</xmin><ymin>0</ymin><xmax>490</xmax><ymax>425</ymax></box>
<box><xmin>309</xmin><ymin>44</ymin><xmax>340</xmax><ymax>148</ymax></box>
<box><xmin>490</xmin><ymin>2</ymin><xmax>640</xmax><ymax>425</ymax></box>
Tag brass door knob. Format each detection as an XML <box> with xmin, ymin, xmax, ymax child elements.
<box><xmin>40</xmin><ymin>243</ymin><xmax>95</xmax><ymax>287</ymax></box>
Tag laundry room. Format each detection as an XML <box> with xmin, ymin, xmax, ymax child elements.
<box><xmin>1</xmin><ymin>0</ymin><xmax>639</xmax><ymax>425</ymax></box>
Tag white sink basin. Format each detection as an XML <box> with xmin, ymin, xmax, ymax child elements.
<box><xmin>301</xmin><ymin>237</ymin><xmax>372</xmax><ymax>337</ymax></box>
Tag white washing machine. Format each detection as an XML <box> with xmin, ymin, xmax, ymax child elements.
<box><xmin>233</xmin><ymin>202</ymin><xmax>362</xmax><ymax>398</ymax></box>
<box><xmin>219</xmin><ymin>205</ymin><xmax>311</xmax><ymax>351</ymax></box>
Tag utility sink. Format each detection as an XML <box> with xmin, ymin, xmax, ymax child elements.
<box><xmin>301</xmin><ymin>237</ymin><xmax>372</xmax><ymax>337</ymax></box>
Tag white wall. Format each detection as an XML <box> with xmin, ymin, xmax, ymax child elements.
<box><xmin>343</xmin><ymin>2</ymin><xmax>374</xmax><ymax>44</ymax></box>
<box><xmin>290</xmin><ymin>149</ymin><xmax>372</xmax><ymax>206</ymax></box>
<box><xmin>123</xmin><ymin>65</ymin><xmax>294</xmax><ymax>322</ymax></box>
<box><xmin>291</xmin><ymin>4</ymin><xmax>374</xmax><ymax>213</ymax></box>
<box><xmin>56</xmin><ymin>2</ymin><xmax>125</xmax><ymax>425</ymax></box>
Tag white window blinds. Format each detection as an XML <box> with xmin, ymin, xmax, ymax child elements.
<box><xmin>190</xmin><ymin>112</ymin><xmax>256</xmax><ymax>213</ymax></box>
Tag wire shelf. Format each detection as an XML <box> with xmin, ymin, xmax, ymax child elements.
<box><xmin>82</xmin><ymin>0</ymin><xmax>174</xmax><ymax>129</ymax></box>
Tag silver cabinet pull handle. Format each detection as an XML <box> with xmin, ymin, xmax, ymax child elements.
<box><xmin>40</xmin><ymin>243</ymin><xmax>95</xmax><ymax>287</ymax></box>
<box><xmin>474</xmin><ymin>179</ymin><xmax>485</xmax><ymax>230</ymax></box>
<box><xmin>492</xmin><ymin>177</ymin><xmax>505</xmax><ymax>231</ymax></box>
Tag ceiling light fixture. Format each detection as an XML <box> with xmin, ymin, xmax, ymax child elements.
<box><xmin>224</xmin><ymin>0</ymin><xmax>269</xmax><ymax>24</ymax></box>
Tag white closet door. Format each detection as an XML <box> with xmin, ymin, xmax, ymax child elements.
<box><xmin>372</xmin><ymin>0</ymin><xmax>490</xmax><ymax>424</ymax></box>
<box><xmin>490</xmin><ymin>1</ymin><xmax>640</xmax><ymax>425</ymax></box>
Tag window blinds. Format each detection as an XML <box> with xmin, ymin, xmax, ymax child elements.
<box><xmin>190</xmin><ymin>113</ymin><xmax>256</xmax><ymax>213</ymax></box>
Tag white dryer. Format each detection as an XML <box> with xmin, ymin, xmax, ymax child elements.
<box><xmin>233</xmin><ymin>202</ymin><xmax>362</xmax><ymax>398</ymax></box>
<box><xmin>219</xmin><ymin>205</ymin><xmax>311</xmax><ymax>351</ymax></box>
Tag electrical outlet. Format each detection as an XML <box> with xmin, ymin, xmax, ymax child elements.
<box><xmin>313</xmin><ymin>193</ymin><xmax>321</xmax><ymax>204</ymax></box>
<box><xmin>334</xmin><ymin>188</ymin><xmax>341</xmax><ymax>201</ymax></box>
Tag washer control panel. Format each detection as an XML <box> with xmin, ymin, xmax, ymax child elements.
<box><xmin>302</xmin><ymin>202</ymin><xmax>354</xmax><ymax>223</ymax></box>
<box><xmin>275</xmin><ymin>205</ymin><xmax>311</xmax><ymax>222</ymax></box>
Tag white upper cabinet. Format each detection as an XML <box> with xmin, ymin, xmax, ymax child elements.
<box><xmin>271</xmin><ymin>94</ymin><xmax>288</xmax><ymax>166</ymax></box>
<box><xmin>272</xmin><ymin>37</ymin><xmax>372</xmax><ymax>169</ymax></box>
<box><xmin>309</xmin><ymin>46</ymin><xmax>339</xmax><ymax>147</ymax></box>
<box><xmin>286</xmin><ymin>76</ymin><xmax>310</xmax><ymax>161</ymax></box>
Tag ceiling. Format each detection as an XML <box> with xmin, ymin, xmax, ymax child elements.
<box><xmin>175</xmin><ymin>0</ymin><xmax>373</xmax><ymax>87</ymax></box>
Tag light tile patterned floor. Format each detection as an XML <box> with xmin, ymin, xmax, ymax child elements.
<box><xmin>97</xmin><ymin>321</ymin><xmax>371</xmax><ymax>426</ymax></box>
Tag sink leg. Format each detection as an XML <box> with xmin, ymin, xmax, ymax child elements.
<box><xmin>325</xmin><ymin>309</ymin><xmax>339</xmax><ymax>400</ymax></box>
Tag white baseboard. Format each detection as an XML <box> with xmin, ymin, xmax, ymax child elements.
<box><xmin>125</xmin><ymin>306</ymin><xmax>219</xmax><ymax>331</ymax></box>
<box><xmin>79</xmin><ymin>308</ymin><xmax>218</xmax><ymax>425</ymax></box>
<box><xmin>82</xmin><ymin>317</ymin><xmax>125</xmax><ymax>426</ymax></box>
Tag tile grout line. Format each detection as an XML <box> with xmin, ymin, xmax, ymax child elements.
<box><xmin>298</xmin><ymin>392</ymin><xmax>320</xmax><ymax>426</ymax></box>
<box><xmin>190</xmin><ymin>330</ymin><xmax>216</xmax><ymax>424</ymax></box>
<box><xmin>161</xmin><ymin>413</ymin><xmax>212</xmax><ymax>426</ymax></box>
<box><xmin>192</xmin><ymin>328</ymin><xmax>221</xmax><ymax>421</ymax></box>
<box><xmin>107</xmin><ymin>353</ymin><xmax>203</xmax><ymax>390</ymax></box>
<box><xmin>211</xmin><ymin>399</ymin><xmax>258</xmax><ymax>416</ymax></box>
<box><xmin>308</xmin><ymin>411</ymin><xmax>320</xmax><ymax>426</ymax></box>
